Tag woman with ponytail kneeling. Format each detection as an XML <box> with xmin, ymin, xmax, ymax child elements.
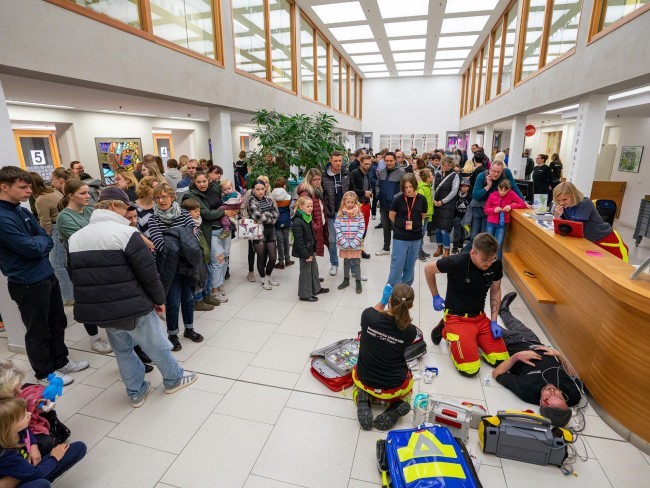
<box><xmin>353</xmin><ymin>283</ymin><xmax>417</xmax><ymax>430</ymax></box>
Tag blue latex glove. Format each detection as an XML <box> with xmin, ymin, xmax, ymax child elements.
<box><xmin>381</xmin><ymin>284</ymin><xmax>393</xmax><ymax>305</ymax></box>
<box><xmin>432</xmin><ymin>295</ymin><xmax>445</xmax><ymax>311</ymax></box>
<box><xmin>490</xmin><ymin>321</ymin><xmax>502</xmax><ymax>339</ymax></box>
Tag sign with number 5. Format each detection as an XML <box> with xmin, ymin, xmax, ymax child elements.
<box><xmin>30</xmin><ymin>150</ymin><xmax>46</xmax><ymax>166</ymax></box>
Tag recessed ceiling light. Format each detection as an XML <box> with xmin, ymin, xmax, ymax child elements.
<box><xmin>341</xmin><ymin>41</ymin><xmax>380</xmax><ymax>53</ymax></box>
<box><xmin>432</xmin><ymin>69</ymin><xmax>461</xmax><ymax>75</ymax></box>
<box><xmin>435</xmin><ymin>48</ymin><xmax>471</xmax><ymax>60</ymax></box>
<box><xmin>434</xmin><ymin>60</ymin><xmax>464</xmax><ymax>68</ymax></box>
<box><xmin>378</xmin><ymin>0</ymin><xmax>429</xmax><ymax>19</ymax></box>
<box><xmin>399</xmin><ymin>70</ymin><xmax>424</xmax><ymax>77</ymax></box>
<box><xmin>441</xmin><ymin>16</ymin><xmax>490</xmax><ymax>33</ymax></box>
<box><xmin>361</xmin><ymin>64</ymin><xmax>388</xmax><ymax>72</ymax></box>
<box><xmin>352</xmin><ymin>54</ymin><xmax>385</xmax><ymax>64</ymax></box>
<box><xmin>437</xmin><ymin>35</ymin><xmax>479</xmax><ymax>48</ymax></box>
<box><xmin>609</xmin><ymin>85</ymin><xmax>650</xmax><ymax>100</ymax></box>
<box><xmin>385</xmin><ymin>20</ymin><xmax>428</xmax><ymax>37</ymax></box>
<box><xmin>6</xmin><ymin>100</ymin><xmax>77</xmax><ymax>109</ymax></box>
<box><xmin>329</xmin><ymin>25</ymin><xmax>373</xmax><ymax>41</ymax></box>
<box><xmin>389</xmin><ymin>38</ymin><xmax>427</xmax><ymax>51</ymax></box>
<box><xmin>393</xmin><ymin>51</ymin><xmax>426</xmax><ymax>62</ymax></box>
<box><xmin>445</xmin><ymin>0</ymin><xmax>498</xmax><ymax>14</ymax></box>
<box><xmin>364</xmin><ymin>72</ymin><xmax>392</xmax><ymax>78</ymax></box>
<box><xmin>541</xmin><ymin>104</ymin><xmax>579</xmax><ymax>114</ymax></box>
<box><xmin>312</xmin><ymin>2</ymin><xmax>366</xmax><ymax>24</ymax></box>
<box><xmin>395</xmin><ymin>62</ymin><xmax>425</xmax><ymax>70</ymax></box>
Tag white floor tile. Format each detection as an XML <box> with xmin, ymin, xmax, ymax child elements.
<box><xmin>66</xmin><ymin>348</ymin><xmax>115</xmax><ymax>370</ymax></box>
<box><xmin>65</xmin><ymin>413</ymin><xmax>116</xmax><ymax>450</ymax></box>
<box><xmin>109</xmin><ymin>387</ymin><xmax>222</xmax><ymax>454</ymax></box>
<box><xmin>286</xmin><ymin>391</ymin><xmax>356</xmax><ymax>420</ymax></box>
<box><xmin>234</xmin><ymin>297</ymin><xmax>295</xmax><ymax>323</ymax></box>
<box><xmin>252</xmin><ymin>408</ymin><xmax>359</xmax><ymax>488</ymax></box>
<box><xmin>500</xmin><ymin>457</ymin><xmax>612</xmax><ymax>487</ymax></box>
<box><xmin>55</xmin><ymin>437</ymin><xmax>176</xmax><ymax>488</ymax></box>
<box><xmin>239</xmin><ymin>366</ymin><xmax>300</xmax><ymax>389</ymax></box>
<box><xmin>477</xmin><ymin>465</ymin><xmax>507</xmax><ymax>488</ymax></box>
<box><xmin>214</xmin><ymin>381</ymin><xmax>290</xmax><ymax>424</ymax></box>
<box><xmin>293</xmin><ymin>290</ymin><xmax>342</xmax><ymax>312</ymax></box>
<box><xmin>293</xmin><ymin>362</ymin><xmax>351</xmax><ymax>399</ymax></box>
<box><xmin>275</xmin><ymin>308</ymin><xmax>332</xmax><ymax>338</ymax></box>
<box><xmin>188</xmin><ymin>373</ymin><xmax>235</xmax><ymax>395</ymax></box>
<box><xmin>55</xmin><ymin>383</ymin><xmax>105</xmax><ymax>422</ymax></box>
<box><xmin>482</xmin><ymin>380</ymin><xmax>535</xmax><ymax>414</ymax></box>
<box><xmin>244</xmin><ymin>475</ymin><xmax>306</xmax><ymax>487</ymax></box>
<box><xmin>221</xmin><ymin>290</ymin><xmax>257</xmax><ymax>307</ymax></box>
<box><xmin>80</xmin><ymin>360</ymin><xmax>121</xmax><ymax>389</ymax></box>
<box><xmin>79</xmin><ymin>381</ymin><xmax>138</xmax><ymax>423</ymax></box>
<box><xmin>586</xmin><ymin>437</ymin><xmax>650</xmax><ymax>487</ymax></box>
<box><xmin>350</xmin><ymin>429</ymin><xmax>386</xmax><ymax>484</ymax></box>
<box><xmin>182</xmin><ymin>345</ymin><xmax>255</xmax><ymax>379</ymax></box>
<box><xmin>250</xmin><ymin>334</ymin><xmax>317</xmax><ymax>373</ymax></box>
<box><xmin>162</xmin><ymin>413</ymin><xmax>273</xmax><ymax>488</ymax></box>
<box><xmin>581</xmin><ymin>414</ymin><xmax>626</xmax><ymax>441</ymax></box>
<box><xmin>206</xmin><ymin>319</ymin><xmax>276</xmax><ymax>353</ymax></box>
<box><xmin>416</xmin><ymin>351</ymin><xmax>485</xmax><ymax>401</ymax></box>
<box><xmin>199</xmin><ymin>303</ymin><xmax>243</xmax><ymax>322</ymax></box>
<box><xmin>325</xmin><ymin>306</ymin><xmax>364</xmax><ymax>334</ymax></box>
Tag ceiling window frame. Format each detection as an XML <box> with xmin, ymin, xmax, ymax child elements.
<box><xmin>588</xmin><ymin>0</ymin><xmax>650</xmax><ymax>43</ymax></box>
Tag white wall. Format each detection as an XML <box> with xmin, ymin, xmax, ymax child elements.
<box><xmin>522</xmin><ymin>122</ymin><xmax>576</xmax><ymax>164</ymax></box>
<box><xmin>8</xmin><ymin>105</ymin><xmax>210</xmax><ymax>179</ymax></box>
<box><xmin>603</xmin><ymin>117</ymin><xmax>650</xmax><ymax>227</ymax></box>
<box><xmin>361</xmin><ymin>76</ymin><xmax>462</xmax><ymax>148</ymax></box>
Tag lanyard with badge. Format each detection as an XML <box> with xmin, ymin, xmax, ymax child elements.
<box><xmin>404</xmin><ymin>195</ymin><xmax>415</xmax><ymax>230</ymax></box>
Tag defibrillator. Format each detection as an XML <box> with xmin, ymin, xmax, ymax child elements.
<box><xmin>478</xmin><ymin>410</ymin><xmax>574</xmax><ymax>466</ymax></box>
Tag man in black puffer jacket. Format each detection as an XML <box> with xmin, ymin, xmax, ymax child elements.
<box><xmin>68</xmin><ymin>188</ymin><xmax>197</xmax><ymax>408</ymax></box>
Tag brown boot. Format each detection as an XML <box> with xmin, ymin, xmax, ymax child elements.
<box><xmin>442</xmin><ymin>248</ymin><xmax>450</xmax><ymax>258</ymax></box>
<box><xmin>433</xmin><ymin>245</ymin><xmax>443</xmax><ymax>257</ymax></box>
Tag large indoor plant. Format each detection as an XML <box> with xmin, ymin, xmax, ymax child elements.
<box><xmin>245</xmin><ymin>109</ymin><xmax>347</xmax><ymax>186</ymax></box>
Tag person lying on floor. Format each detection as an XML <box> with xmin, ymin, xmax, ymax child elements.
<box><xmin>353</xmin><ymin>284</ymin><xmax>416</xmax><ymax>431</ymax></box>
<box><xmin>491</xmin><ymin>292</ymin><xmax>582</xmax><ymax>426</ymax></box>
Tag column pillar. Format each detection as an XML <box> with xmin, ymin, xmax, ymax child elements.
<box><xmin>0</xmin><ymin>79</ymin><xmax>27</xmax><ymax>353</ymax></box>
<box><xmin>484</xmin><ymin>124</ymin><xmax>495</xmax><ymax>155</ymax></box>
<box><xmin>468</xmin><ymin>128</ymin><xmax>477</xmax><ymax>160</ymax></box>
<box><xmin>508</xmin><ymin>115</ymin><xmax>527</xmax><ymax>179</ymax></box>
<box><xmin>567</xmin><ymin>94</ymin><xmax>608</xmax><ymax>197</ymax></box>
<box><xmin>208</xmin><ymin>107</ymin><xmax>234</xmax><ymax>182</ymax></box>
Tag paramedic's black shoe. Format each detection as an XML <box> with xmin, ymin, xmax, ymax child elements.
<box><xmin>431</xmin><ymin>319</ymin><xmax>444</xmax><ymax>345</ymax></box>
<box><xmin>356</xmin><ymin>390</ymin><xmax>373</xmax><ymax>430</ymax></box>
<box><xmin>373</xmin><ymin>401</ymin><xmax>411</xmax><ymax>431</ymax></box>
<box><xmin>499</xmin><ymin>292</ymin><xmax>517</xmax><ymax>315</ymax></box>
<box><xmin>184</xmin><ymin>329</ymin><xmax>204</xmax><ymax>343</ymax></box>
<box><xmin>168</xmin><ymin>334</ymin><xmax>182</xmax><ymax>351</ymax></box>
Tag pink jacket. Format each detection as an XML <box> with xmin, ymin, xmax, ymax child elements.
<box><xmin>484</xmin><ymin>190</ymin><xmax>527</xmax><ymax>224</ymax></box>
<box><xmin>20</xmin><ymin>385</ymin><xmax>51</xmax><ymax>436</ymax></box>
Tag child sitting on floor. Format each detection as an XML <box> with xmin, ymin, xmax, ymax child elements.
<box><xmin>216</xmin><ymin>178</ymin><xmax>242</xmax><ymax>239</ymax></box>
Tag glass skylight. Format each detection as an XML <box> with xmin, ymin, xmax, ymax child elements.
<box><xmin>432</xmin><ymin>69</ymin><xmax>461</xmax><ymax>75</ymax></box>
<box><xmin>364</xmin><ymin>72</ymin><xmax>391</xmax><ymax>78</ymax></box>
<box><xmin>389</xmin><ymin>38</ymin><xmax>427</xmax><ymax>51</ymax></box>
<box><xmin>441</xmin><ymin>16</ymin><xmax>490</xmax><ymax>33</ymax></box>
<box><xmin>399</xmin><ymin>70</ymin><xmax>425</xmax><ymax>77</ymax></box>
<box><xmin>435</xmin><ymin>48</ymin><xmax>471</xmax><ymax>60</ymax></box>
<box><xmin>360</xmin><ymin>64</ymin><xmax>388</xmax><ymax>72</ymax></box>
<box><xmin>378</xmin><ymin>0</ymin><xmax>429</xmax><ymax>19</ymax></box>
<box><xmin>434</xmin><ymin>60</ymin><xmax>464</xmax><ymax>68</ymax></box>
<box><xmin>385</xmin><ymin>20</ymin><xmax>428</xmax><ymax>37</ymax></box>
<box><xmin>437</xmin><ymin>35</ymin><xmax>479</xmax><ymax>48</ymax></box>
<box><xmin>341</xmin><ymin>41</ymin><xmax>380</xmax><ymax>53</ymax></box>
<box><xmin>393</xmin><ymin>51</ymin><xmax>426</xmax><ymax>62</ymax></box>
<box><xmin>352</xmin><ymin>54</ymin><xmax>385</xmax><ymax>64</ymax></box>
<box><xmin>329</xmin><ymin>25</ymin><xmax>373</xmax><ymax>41</ymax></box>
<box><xmin>395</xmin><ymin>62</ymin><xmax>425</xmax><ymax>70</ymax></box>
<box><xmin>311</xmin><ymin>2</ymin><xmax>366</xmax><ymax>24</ymax></box>
<box><xmin>445</xmin><ymin>0</ymin><xmax>499</xmax><ymax>14</ymax></box>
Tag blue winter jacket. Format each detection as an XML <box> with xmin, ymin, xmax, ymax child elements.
<box><xmin>376</xmin><ymin>166</ymin><xmax>406</xmax><ymax>209</ymax></box>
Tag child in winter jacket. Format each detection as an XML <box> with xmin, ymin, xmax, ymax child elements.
<box><xmin>416</xmin><ymin>168</ymin><xmax>434</xmax><ymax>261</ymax></box>
<box><xmin>335</xmin><ymin>191</ymin><xmax>366</xmax><ymax>294</ymax></box>
<box><xmin>216</xmin><ymin>178</ymin><xmax>243</xmax><ymax>239</ymax></box>
<box><xmin>484</xmin><ymin>180</ymin><xmax>527</xmax><ymax>258</ymax></box>
<box><xmin>272</xmin><ymin>177</ymin><xmax>294</xmax><ymax>269</ymax></box>
<box><xmin>292</xmin><ymin>196</ymin><xmax>328</xmax><ymax>302</ymax></box>
<box><xmin>452</xmin><ymin>179</ymin><xmax>472</xmax><ymax>253</ymax></box>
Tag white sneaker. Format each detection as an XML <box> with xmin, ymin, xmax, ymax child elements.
<box><xmin>57</xmin><ymin>359</ymin><xmax>89</xmax><ymax>374</ymax></box>
<box><xmin>215</xmin><ymin>292</ymin><xmax>228</xmax><ymax>303</ymax></box>
<box><xmin>375</xmin><ymin>250</ymin><xmax>390</xmax><ymax>256</ymax></box>
<box><xmin>90</xmin><ymin>336</ymin><xmax>112</xmax><ymax>354</ymax></box>
<box><xmin>268</xmin><ymin>276</ymin><xmax>280</xmax><ymax>286</ymax></box>
<box><xmin>261</xmin><ymin>277</ymin><xmax>272</xmax><ymax>290</ymax></box>
<box><xmin>329</xmin><ymin>265</ymin><xmax>338</xmax><ymax>276</ymax></box>
<box><xmin>37</xmin><ymin>371</ymin><xmax>74</xmax><ymax>387</ymax></box>
<box><xmin>360</xmin><ymin>274</ymin><xmax>368</xmax><ymax>281</ymax></box>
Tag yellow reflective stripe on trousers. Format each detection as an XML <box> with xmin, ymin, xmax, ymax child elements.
<box><xmin>449</xmin><ymin>354</ymin><xmax>480</xmax><ymax>374</ymax></box>
<box><xmin>599</xmin><ymin>230</ymin><xmax>629</xmax><ymax>262</ymax></box>
<box><xmin>352</xmin><ymin>370</ymin><xmax>414</xmax><ymax>401</ymax></box>
<box><xmin>480</xmin><ymin>350</ymin><xmax>510</xmax><ymax>365</ymax></box>
<box><xmin>402</xmin><ymin>462</ymin><xmax>467</xmax><ymax>483</ymax></box>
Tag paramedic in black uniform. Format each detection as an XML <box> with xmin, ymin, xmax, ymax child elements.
<box><xmin>353</xmin><ymin>283</ymin><xmax>417</xmax><ymax>431</ymax></box>
<box><xmin>491</xmin><ymin>292</ymin><xmax>582</xmax><ymax>426</ymax></box>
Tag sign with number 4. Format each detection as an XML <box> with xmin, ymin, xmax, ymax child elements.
<box><xmin>30</xmin><ymin>150</ymin><xmax>46</xmax><ymax>166</ymax></box>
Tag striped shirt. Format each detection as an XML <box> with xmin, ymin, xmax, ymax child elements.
<box><xmin>148</xmin><ymin>209</ymin><xmax>197</xmax><ymax>253</ymax></box>
<box><xmin>136</xmin><ymin>207</ymin><xmax>154</xmax><ymax>238</ymax></box>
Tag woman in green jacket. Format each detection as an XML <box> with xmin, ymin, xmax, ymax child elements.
<box><xmin>417</xmin><ymin>168</ymin><xmax>434</xmax><ymax>261</ymax></box>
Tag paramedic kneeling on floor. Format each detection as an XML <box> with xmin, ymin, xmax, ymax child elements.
<box><xmin>492</xmin><ymin>291</ymin><xmax>581</xmax><ymax>427</ymax></box>
<box><xmin>353</xmin><ymin>284</ymin><xmax>417</xmax><ymax>431</ymax></box>
<box><xmin>425</xmin><ymin>233</ymin><xmax>509</xmax><ymax>377</ymax></box>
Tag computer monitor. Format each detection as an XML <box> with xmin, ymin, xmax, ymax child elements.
<box><xmin>553</xmin><ymin>219</ymin><xmax>584</xmax><ymax>238</ymax></box>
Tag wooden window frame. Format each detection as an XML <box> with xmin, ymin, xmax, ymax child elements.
<box><xmin>153</xmin><ymin>133</ymin><xmax>174</xmax><ymax>159</ymax></box>
<box><xmin>13</xmin><ymin>130</ymin><xmax>62</xmax><ymax>171</ymax></box>
<box><xmin>588</xmin><ymin>0</ymin><xmax>650</xmax><ymax>43</ymax></box>
<box><xmin>234</xmin><ymin>0</ymin><xmax>297</xmax><ymax>93</ymax></box>
<box><xmin>331</xmin><ymin>48</ymin><xmax>342</xmax><ymax>112</ymax></box>
<box><xmin>46</xmin><ymin>0</ymin><xmax>224</xmax><ymax>66</ymax></box>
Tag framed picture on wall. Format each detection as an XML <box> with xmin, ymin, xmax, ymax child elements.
<box><xmin>94</xmin><ymin>138</ymin><xmax>143</xmax><ymax>184</ymax></box>
<box><xmin>618</xmin><ymin>145</ymin><xmax>644</xmax><ymax>173</ymax></box>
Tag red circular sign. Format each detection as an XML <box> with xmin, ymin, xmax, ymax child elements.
<box><xmin>525</xmin><ymin>124</ymin><xmax>536</xmax><ymax>137</ymax></box>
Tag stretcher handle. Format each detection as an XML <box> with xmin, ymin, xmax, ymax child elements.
<box><xmin>497</xmin><ymin>411</ymin><xmax>552</xmax><ymax>426</ymax></box>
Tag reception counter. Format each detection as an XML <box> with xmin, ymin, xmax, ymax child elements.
<box><xmin>503</xmin><ymin>210</ymin><xmax>650</xmax><ymax>444</ymax></box>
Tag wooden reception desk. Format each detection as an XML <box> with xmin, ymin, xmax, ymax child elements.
<box><xmin>503</xmin><ymin>210</ymin><xmax>650</xmax><ymax>444</ymax></box>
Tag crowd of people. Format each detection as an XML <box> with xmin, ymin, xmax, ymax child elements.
<box><xmin>0</xmin><ymin>142</ymin><xmax>622</xmax><ymax>484</ymax></box>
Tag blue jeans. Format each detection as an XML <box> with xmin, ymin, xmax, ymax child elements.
<box><xmin>49</xmin><ymin>227</ymin><xmax>74</xmax><ymax>302</ymax></box>
<box><xmin>435</xmin><ymin>229</ymin><xmax>451</xmax><ymax>248</ymax></box>
<box><xmin>327</xmin><ymin>218</ymin><xmax>339</xmax><ymax>267</ymax></box>
<box><xmin>105</xmin><ymin>310</ymin><xmax>184</xmax><ymax>398</ymax></box>
<box><xmin>485</xmin><ymin>222</ymin><xmax>507</xmax><ymax>259</ymax></box>
<box><xmin>387</xmin><ymin>239</ymin><xmax>421</xmax><ymax>286</ymax></box>
<box><xmin>419</xmin><ymin>217</ymin><xmax>429</xmax><ymax>254</ymax></box>
<box><xmin>42</xmin><ymin>440</ymin><xmax>86</xmax><ymax>482</ymax></box>
<box><xmin>210</xmin><ymin>231</ymin><xmax>231</xmax><ymax>289</ymax></box>
<box><xmin>165</xmin><ymin>274</ymin><xmax>194</xmax><ymax>335</ymax></box>
<box><xmin>194</xmin><ymin>264</ymin><xmax>213</xmax><ymax>302</ymax></box>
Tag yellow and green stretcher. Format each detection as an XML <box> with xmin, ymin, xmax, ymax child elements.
<box><xmin>376</xmin><ymin>425</ymin><xmax>482</xmax><ymax>487</ymax></box>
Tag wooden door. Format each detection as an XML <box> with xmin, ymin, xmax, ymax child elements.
<box><xmin>153</xmin><ymin>134</ymin><xmax>174</xmax><ymax>164</ymax></box>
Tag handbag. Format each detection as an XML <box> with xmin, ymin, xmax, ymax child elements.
<box><xmin>237</xmin><ymin>218</ymin><xmax>263</xmax><ymax>240</ymax></box>
<box><xmin>41</xmin><ymin>410</ymin><xmax>71</xmax><ymax>445</ymax></box>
